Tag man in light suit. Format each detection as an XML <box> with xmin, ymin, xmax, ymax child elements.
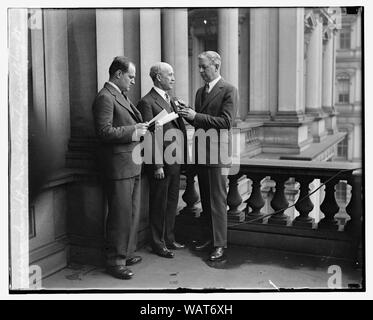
<box><xmin>137</xmin><ymin>62</ymin><xmax>187</xmax><ymax>259</ymax></box>
<box><xmin>179</xmin><ymin>51</ymin><xmax>238</xmax><ymax>261</ymax></box>
<box><xmin>92</xmin><ymin>56</ymin><xmax>148</xmax><ymax>280</ymax></box>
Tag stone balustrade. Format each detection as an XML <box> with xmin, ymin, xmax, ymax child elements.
<box><xmin>179</xmin><ymin>159</ymin><xmax>362</xmax><ymax>262</ymax></box>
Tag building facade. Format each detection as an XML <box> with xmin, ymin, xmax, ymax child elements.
<box><xmin>8</xmin><ymin>7</ymin><xmax>361</xmax><ymax>286</ymax></box>
<box><xmin>334</xmin><ymin>9</ymin><xmax>362</xmax><ymax>162</ymax></box>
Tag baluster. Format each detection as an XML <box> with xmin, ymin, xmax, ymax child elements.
<box><xmin>227</xmin><ymin>174</ymin><xmax>245</xmax><ymax>222</ymax></box>
<box><xmin>318</xmin><ymin>177</ymin><xmax>339</xmax><ymax>230</ymax></box>
<box><xmin>268</xmin><ymin>176</ymin><xmax>289</xmax><ymax>225</ymax></box>
<box><xmin>344</xmin><ymin>170</ymin><xmax>363</xmax><ymax>235</ymax></box>
<box><xmin>180</xmin><ymin>168</ymin><xmax>201</xmax><ymax>218</ymax></box>
<box><xmin>246</xmin><ymin>174</ymin><xmax>265</xmax><ymax>223</ymax></box>
<box><xmin>293</xmin><ymin>176</ymin><xmax>315</xmax><ymax>228</ymax></box>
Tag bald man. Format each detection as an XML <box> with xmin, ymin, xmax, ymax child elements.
<box><xmin>137</xmin><ymin>62</ymin><xmax>187</xmax><ymax>259</ymax></box>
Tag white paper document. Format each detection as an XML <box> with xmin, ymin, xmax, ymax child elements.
<box><xmin>147</xmin><ymin>109</ymin><xmax>179</xmax><ymax>126</ymax></box>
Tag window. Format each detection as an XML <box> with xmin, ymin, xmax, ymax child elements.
<box><xmin>337</xmin><ymin>136</ymin><xmax>348</xmax><ymax>159</ymax></box>
<box><xmin>337</xmin><ymin>75</ymin><xmax>350</xmax><ymax>104</ymax></box>
<box><xmin>340</xmin><ymin>28</ymin><xmax>351</xmax><ymax>49</ymax></box>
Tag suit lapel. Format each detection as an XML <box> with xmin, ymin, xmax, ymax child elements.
<box><xmin>151</xmin><ymin>88</ymin><xmax>172</xmax><ymax>113</ymax></box>
<box><xmin>150</xmin><ymin>88</ymin><xmax>180</xmax><ymax>128</ymax></box>
<box><xmin>105</xmin><ymin>83</ymin><xmax>142</xmax><ymax>122</ymax></box>
<box><xmin>199</xmin><ymin>79</ymin><xmax>224</xmax><ymax>113</ymax></box>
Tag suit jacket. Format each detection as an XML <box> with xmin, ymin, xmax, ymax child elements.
<box><xmin>137</xmin><ymin>88</ymin><xmax>188</xmax><ymax>172</ymax></box>
<box><xmin>192</xmin><ymin>78</ymin><xmax>238</xmax><ymax>167</ymax></box>
<box><xmin>92</xmin><ymin>82</ymin><xmax>143</xmax><ymax>180</ymax></box>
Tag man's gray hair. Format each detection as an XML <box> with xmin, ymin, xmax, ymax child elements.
<box><xmin>149</xmin><ymin>62</ymin><xmax>171</xmax><ymax>81</ymax></box>
<box><xmin>198</xmin><ymin>51</ymin><xmax>221</xmax><ymax>67</ymax></box>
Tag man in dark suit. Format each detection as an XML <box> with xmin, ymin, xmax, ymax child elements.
<box><xmin>137</xmin><ymin>62</ymin><xmax>187</xmax><ymax>259</ymax></box>
<box><xmin>178</xmin><ymin>51</ymin><xmax>238</xmax><ymax>261</ymax></box>
<box><xmin>92</xmin><ymin>56</ymin><xmax>148</xmax><ymax>280</ymax></box>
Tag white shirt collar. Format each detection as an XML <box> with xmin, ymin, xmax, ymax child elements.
<box><xmin>153</xmin><ymin>86</ymin><xmax>170</xmax><ymax>102</ymax></box>
<box><xmin>107</xmin><ymin>81</ymin><xmax>122</xmax><ymax>94</ymax></box>
<box><xmin>206</xmin><ymin>75</ymin><xmax>222</xmax><ymax>93</ymax></box>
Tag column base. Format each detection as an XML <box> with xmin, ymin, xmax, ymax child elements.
<box><xmin>268</xmin><ymin>215</ymin><xmax>289</xmax><ymax>225</ymax></box>
<box><xmin>228</xmin><ymin>211</ymin><xmax>246</xmax><ymax>223</ymax></box>
<box><xmin>260</xmin><ymin>117</ymin><xmax>313</xmax><ymax>154</ymax></box>
<box><xmin>293</xmin><ymin>217</ymin><xmax>314</xmax><ymax>229</ymax></box>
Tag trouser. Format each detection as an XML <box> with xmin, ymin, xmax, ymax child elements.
<box><xmin>104</xmin><ymin>175</ymin><xmax>141</xmax><ymax>267</ymax></box>
<box><xmin>148</xmin><ymin>165</ymin><xmax>180</xmax><ymax>250</ymax></box>
<box><xmin>196</xmin><ymin>166</ymin><xmax>228</xmax><ymax>248</ymax></box>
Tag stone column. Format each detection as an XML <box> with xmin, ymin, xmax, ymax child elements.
<box><xmin>44</xmin><ymin>9</ymin><xmax>71</xmax><ymax>171</ymax></box>
<box><xmin>190</xmin><ymin>27</ymin><xmax>204</xmax><ymax>105</ymax></box>
<box><xmin>218</xmin><ymin>9</ymin><xmax>239</xmax><ymax>90</ymax></box>
<box><xmin>123</xmin><ymin>9</ymin><xmax>141</xmax><ymax>102</ymax></box>
<box><xmin>238</xmin><ymin>9</ymin><xmax>250</xmax><ymax>120</ymax></box>
<box><xmin>305</xmin><ymin>16</ymin><xmax>323</xmax><ymax>113</ymax></box>
<box><xmin>247</xmin><ymin>8</ymin><xmax>271</xmax><ymax>121</ymax></box>
<box><xmin>264</xmin><ymin>8</ymin><xmax>311</xmax><ymax>155</ymax></box>
<box><xmin>305</xmin><ymin>13</ymin><xmax>327</xmax><ymax>142</ymax></box>
<box><xmin>67</xmin><ymin>9</ymin><xmax>97</xmax><ymax>138</ymax></box>
<box><xmin>140</xmin><ymin>9</ymin><xmax>161</xmax><ymax>96</ymax></box>
<box><xmin>96</xmin><ymin>9</ymin><xmax>124</xmax><ymax>91</ymax></box>
<box><xmin>322</xmin><ymin>32</ymin><xmax>334</xmax><ymax>111</ymax></box>
<box><xmin>278</xmin><ymin>8</ymin><xmax>305</xmax><ymax>115</ymax></box>
<box><xmin>162</xmin><ymin>9</ymin><xmax>189</xmax><ymax>102</ymax></box>
<box><xmin>323</xmin><ymin>29</ymin><xmax>338</xmax><ymax>135</ymax></box>
<box><xmin>355</xmin><ymin>68</ymin><xmax>361</xmax><ymax>104</ymax></box>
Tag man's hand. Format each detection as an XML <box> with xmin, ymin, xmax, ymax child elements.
<box><xmin>133</xmin><ymin>122</ymin><xmax>149</xmax><ymax>141</ymax></box>
<box><xmin>154</xmin><ymin>167</ymin><xmax>165</xmax><ymax>180</ymax></box>
<box><xmin>178</xmin><ymin>108</ymin><xmax>196</xmax><ymax>121</ymax></box>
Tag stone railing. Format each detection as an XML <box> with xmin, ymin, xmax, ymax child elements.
<box><xmin>179</xmin><ymin>159</ymin><xmax>363</xmax><ymax>261</ymax></box>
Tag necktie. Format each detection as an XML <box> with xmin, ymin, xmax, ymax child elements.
<box><xmin>201</xmin><ymin>83</ymin><xmax>209</xmax><ymax>104</ymax></box>
<box><xmin>165</xmin><ymin>93</ymin><xmax>170</xmax><ymax>105</ymax></box>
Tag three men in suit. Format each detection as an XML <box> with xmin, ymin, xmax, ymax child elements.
<box><xmin>137</xmin><ymin>62</ymin><xmax>187</xmax><ymax>259</ymax></box>
<box><xmin>92</xmin><ymin>56</ymin><xmax>148</xmax><ymax>280</ymax></box>
<box><xmin>179</xmin><ymin>51</ymin><xmax>238</xmax><ymax>261</ymax></box>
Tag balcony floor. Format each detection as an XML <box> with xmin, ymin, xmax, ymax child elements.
<box><xmin>42</xmin><ymin>244</ymin><xmax>363</xmax><ymax>291</ymax></box>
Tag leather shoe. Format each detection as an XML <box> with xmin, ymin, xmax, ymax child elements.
<box><xmin>126</xmin><ymin>256</ymin><xmax>142</xmax><ymax>266</ymax></box>
<box><xmin>209</xmin><ymin>247</ymin><xmax>225</xmax><ymax>261</ymax></box>
<box><xmin>166</xmin><ymin>241</ymin><xmax>185</xmax><ymax>250</ymax></box>
<box><xmin>193</xmin><ymin>240</ymin><xmax>212</xmax><ymax>252</ymax></box>
<box><xmin>106</xmin><ymin>265</ymin><xmax>133</xmax><ymax>280</ymax></box>
<box><xmin>153</xmin><ymin>247</ymin><xmax>174</xmax><ymax>259</ymax></box>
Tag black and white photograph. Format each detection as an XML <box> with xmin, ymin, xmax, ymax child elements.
<box><xmin>4</xmin><ymin>0</ymin><xmax>370</xmax><ymax>302</ymax></box>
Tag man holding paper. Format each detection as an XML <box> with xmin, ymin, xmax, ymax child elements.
<box><xmin>92</xmin><ymin>56</ymin><xmax>148</xmax><ymax>280</ymax></box>
<box><xmin>137</xmin><ymin>62</ymin><xmax>187</xmax><ymax>258</ymax></box>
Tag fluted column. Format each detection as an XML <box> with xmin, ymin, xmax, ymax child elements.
<box><xmin>140</xmin><ymin>9</ymin><xmax>161</xmax><ymax>96</ymax></box>
<box><xmin>123</xmin><ymin>9</ymin><xmax>141</xmax><ymax>102</ymax></box>
<box><xmin>218</xmin><ymin>9</ymin><xmax>239</xmax><ymax>90</ymax></box>
<box><xmin>248</xmin><ymin>9</ymin><xmax>271</xmax><ymax>120</ymax></box>
<box><xmin>278</xmin><ymin>8</ymin><xmax>304</xmax><ymax>113</ymax></box>
<box><xmin>67</xmin><ymin>9</ymin><xmax>97</xmax><ymax>138</ymax></box>
<box><xmin>306</xmin><ymin>16</ymin><xmax>323</xmax><ymax>113</ymax></box>
<box><xmin>96</xmin><ymin>9</ymin><xmax>124</xmax><ymax>91</ymax></box>
<box><xmin>162</xmin><ymin>9</ymin><xmax>189</xmax><ymax>102</ymax></box>
<box><xmin>322</xmin><ymin>33</ymin><xmax>334</xmax><ymax>110</ymax></box>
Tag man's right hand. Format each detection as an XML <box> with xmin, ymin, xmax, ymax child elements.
<box><xmin>133</xmin><ymin>122</ymin><xmax>149</xmax><ymax>141</ymax></box>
